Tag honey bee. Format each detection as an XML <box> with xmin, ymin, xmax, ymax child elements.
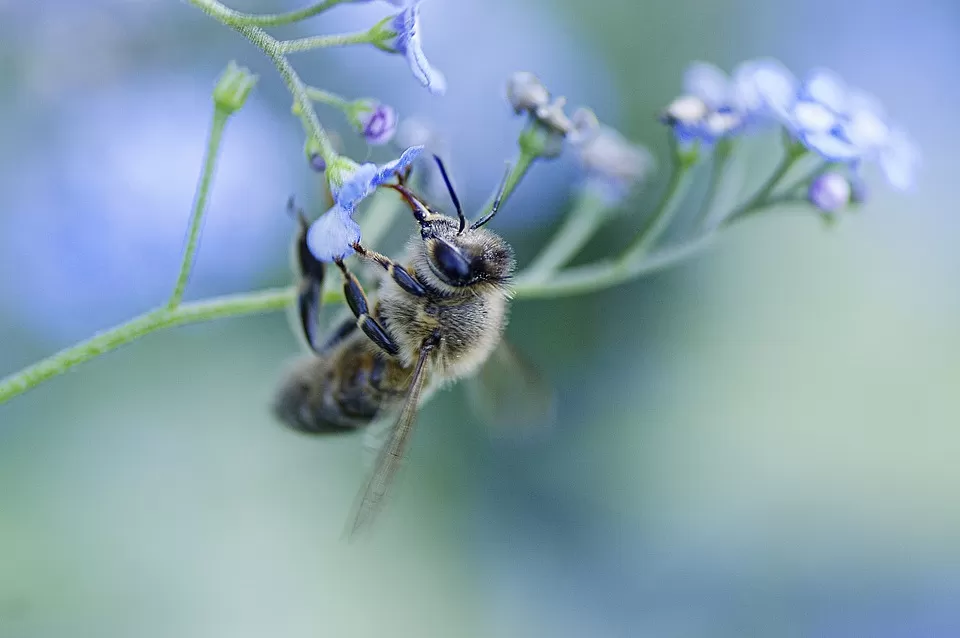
<box><xmin>273</xmin><ymin>158</ymin><xmax>551</xmax><ymax>535</ymax></box>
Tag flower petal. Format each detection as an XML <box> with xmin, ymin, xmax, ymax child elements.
<box><xmin>802</xmin><ymin>131</ymin><xmax>861</xmax><ymax>161</ymax></box>
<box><xmin>803</xmin><ymin>68</ymin><xmax>848</xmax><ymax>114</ymax></box>
<box><xmin>373</xmin><ymin>145</ymin><xmax>424</xmax><ymax>186</ymax></box>
<box><xmin>333</xmin><ymin>163</ymin><xmax>379</xmax><ymax>211</ymax></box>
<box><xmin>792</xmin><ymin>99</ymin><xmax>838</xmax><ymax>133</ymax></box>
<box><xmin>844</xmin><ymin>90</ymin><xmax>890</xmax><ymax>152</ymax></box>
<box><xmin>392</xmin><ymin>3</ymin><xmax>446</xmax><ymax>95</ymax></box>
<box><xmin>683</xmin><ymin>62</ymin><xmax>730</xmax><ymax>109</ymax></box>
<box><xmin>306</xmin><ymin>206</ymin><xmax>361</xmax><ymax>262</ymax></box>
<box><xmin>736</xmin><ymin>58</ymin><xmax>798</xmax><ymax>121</ymax></box>
<box><xmin>879</xmin><ymin>128</ymin><xmax>920</xmax><ymax>191</ymax></box>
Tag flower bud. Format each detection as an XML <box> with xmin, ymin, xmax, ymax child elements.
<box><xmin>577</xmin><ymin>126</ymin><xmax>654</xmax><ymax>204</ymax></box>
<box><xmin>352</xmin><ymin>100</ymin><xmax>398</xmax><ymax>146</ymax></box>
<box><xmin>506</xmin><ymin>71</ymin><xmax>550</xmax><ymax>114</ymax></box>
<box><xmin>808</xmin><ymin>171</ymin><xmax>851</xmax><ymax>212</ymax></box>
<box><xmin>212</xmin><ymin>61</ymin><xmax>258</xmax><ymax>114</ymax></box>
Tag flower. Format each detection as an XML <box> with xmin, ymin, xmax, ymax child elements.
<box><xmin>386</xmin><ymin>2</ymin><xmax>446</xmax><ymax>95</ymax></box>
<box><xmin>575</xmin><ymin>126</ymin><xmax>654</xmax><ymax>205</ymax></box>
<box><xmin>808</xmin><ymin>172</ymin><xmax>852</xmax><ymax>212</ymax></box>
<box><xmin>506</xmin><ymin>71</ymin><xmax>550</xmax><ymax>114</ymax></box>
<box><xmin>353</xmin><ymin>100</ymin><xmax>398</xmax><ymax>145</ymax></box>
<box><xmin>663</xmin><ymin>59</ymin><xmax>797</xmax><ymax>145</ymax></box>
<box><xmin>775</xmin><ymin>69</ymin><xmax>920</xmax><ymax>190</ymax></box>
<box><xmin>306</xmin><ymin>146</ymin><xmax>423</xmax><ymax>262</ymax></box>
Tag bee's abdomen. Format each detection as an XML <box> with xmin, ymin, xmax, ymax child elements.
<box><xmin>273</xmin><ymin>338</ymin><xmax>409</xmax><ymax>434</ymax></box>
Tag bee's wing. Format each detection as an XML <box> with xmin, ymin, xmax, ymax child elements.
<box><xmin>464</xmin><ymin>339</ymin><xmax>556</xmax><ymax>435</ymax></box>
<box><xmin>347</xmin><ymin>337</ymin><xmax>436</xmax><ymax>537</ymax></box>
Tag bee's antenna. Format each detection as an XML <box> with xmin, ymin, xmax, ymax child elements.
<box><xmin>432</xmin><ymin>155</ymin><xmax>465</xmax><ymax>234</ymax></box>
<box><xmin>471</xmin><ymin>162</ymin><xmax>512</xmax><ymax>230</ymax></box>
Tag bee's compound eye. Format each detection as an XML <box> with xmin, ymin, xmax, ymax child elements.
<box><xmin>430</xmin><ymin>239</ymin><xmax>472</xmax><ymax>285</ymax></box>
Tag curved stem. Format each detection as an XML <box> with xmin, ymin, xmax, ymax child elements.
<box><xmin>695</xmin><ymin>139</ymin><xmax>734</xmax><ymax>230</ymax></box>
<box><xmin>621</xmin><ymin>165</ymin><xmax>694</xmax><ymax>260</ymax></box>
<box><xmin>220</xmin><ymin>0</ymin><xmax>349</xmax><ymax>27</ymax></box>
<box><xmin>305</xmin><ymin>86</ymin><xmax>351</xmax><ymax>110</ymax></box>
<box><xmin>514</xmin><ymin>234</ymin><xmax>716</xmax><ymax>299</ymax></box>
<box><xmin>524</xmin><ymin>190</ymin><xmax>608</xmax><ymax>281</ymax></box>
<box><xmin>279</xmin><ymin>30</ymin><xmax>375</xmax><ymax>55</ymax></box>
<box><xmin>186</xmin><ymin>0</ymin><xmax>339</xmax><ymax>167</ymax></box>
<box><xmin>0</xmin><ymin>286</ymin><xmax>352</xmax><ymax>406</ymax></box>
<box><xmin>169</xmin><ymin>108</ymin><xmax>228</xmax><ymax>308</ymax></box>
<box><xmin>722</xmin><ymin>148</ymin><xmax>805</xmax><ymax>227</ymax></box>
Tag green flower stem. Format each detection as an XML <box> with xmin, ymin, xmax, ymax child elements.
<box><xmin>304</xmin><ymin>86</ymin><xmax>351</xmax><ymax>110</ymax></box>
<box><xmin>216</xmin><ymin>0</ymin><xmax>350</xmax><ymax>27</ymax></box>
<box><xmin>186</xmin><ymin>0</ymin><xmax>338</xmax><ymax>167</ymax></box>
<box><xmin>695</xmin><ymin>139</ymin><xmax>734</xmax><ymax>230</ymax></box>
<box><xmin>168</xmin><ymin>108</ymin><xmax>228</xmax><ymax>308</ymax></box>
<box><xmin>722</xmin><ymin>147</ymin><xmax>806</xmax><ymax>227</ymax></box>
<box><xmin>0</xmin><ymin>286</ymin><xmax>328</xmax><ymax>406</ymax></box>
<box><xmin>477</xmin><ymin>150</ymin><xmax>536</xmax><ymax>221</ymax></box>
<box><xmin>523</xmin><ymin>190</ymin><xmax>608</xmax><ymax>281</ymax></box>
<box><xmin>621</xmin><ymin>164</ymin><xmax>695</xmax><ymax>260</ymax></box>
<box><xmin>279</xmin><ymin>30</ymin><xmax>377</xmax><ymax>55</ymax></box>
<box><xmin>513</xmin><ymin>234</ymin><xmax>716</xmax><ymax>299</ymax></box>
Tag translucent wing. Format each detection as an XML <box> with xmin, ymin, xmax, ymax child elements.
<box><xmin>464</xmin><ymin>339</ymin><xmax>556</xmax><ymax>435</ymax></box>
<box><xmin>347</xmin><ymin>336</ymin><xmax>437</xmax><ymax>537</ymax></box>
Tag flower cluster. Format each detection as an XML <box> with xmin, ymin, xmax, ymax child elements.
<box><xmin>506</xmin><ymin>72</ymin><xmax>652</xmax><ymax>204</ymax></box>
<box><xmin>662</xmin><ymin>59</ymin><xmax>919</xmax><ymax>196</ymax></box>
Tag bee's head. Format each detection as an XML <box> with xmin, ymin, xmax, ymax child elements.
<box><xmin>411</xmin><ymin>216</ymin><xmax>515</xmax><ymax>292</ymax></box>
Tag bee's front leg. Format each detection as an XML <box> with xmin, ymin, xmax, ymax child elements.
<box><xmin>351</xmin><ymin>242</ymin><xmax>428</xmax><ymax>298</ymax></box>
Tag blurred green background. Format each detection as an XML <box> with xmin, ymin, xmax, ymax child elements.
<box><xmin>2</xmin><ymin>0</ymin><xmax>958</xmax><ymax>636</ymax></box>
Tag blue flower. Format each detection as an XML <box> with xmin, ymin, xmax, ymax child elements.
<box><xmin>306</xmin><ymin>146</ymin><xmax>423</xmax><ymax>262</ymax></box>
<box><xmin>354</xmin><ymin>100</ymin><xmax>398</xmax><ymax>146</ymax></box>
<box><xmin>776</xmin><ymin>69</ymin><xmax>920</xmax><ymax>190</ymax></box>
<box><xmin>664</xmin><ymin>59</ymin><xmax>797</xmax><ymax>145</ymax></box>
<box><xmin>388</xmin><ymin>2</ymin><xmax>446</xmax><ymax>95</ymax></box>
<box><xmin>575</xmin><ymin>126</ymin><xmax>654</xmax><ymax>205</ymax></box>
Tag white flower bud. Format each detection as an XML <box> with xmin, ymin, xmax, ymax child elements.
<box><xmin>506</xmin><ymin>71</ymin><xmax>550</xmax><ymax>114</ymax></box>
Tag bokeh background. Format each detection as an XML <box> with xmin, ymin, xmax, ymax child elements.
<box><xmin>2</xmin><ymin>0</ymin><xmax>959</xmax><ymax>636</ymax></box>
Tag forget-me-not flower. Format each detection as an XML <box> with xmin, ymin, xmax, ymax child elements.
<box><xmin>384</xmin><ymin>2</ymin><xmax>446</xmax><ymax>95</ymax></box>
<box><xmin>664</xmin><ymin>59</ymin><xmax>796</xmax><ymax>144</ymax></box>
<box><xmin>353</xmin><ymin>100</ymin><xmax>398</xmax><ymax>145</ymax></box>
<box><xmin>774</xmin><ymin>69</ymin><xmax>920</xmax><ymax>190</ymax></box>
<box><xmin>307</xmin><ymin>146</ymin><xmax>423</xmax><ymax>262</ymax></box>
<box><xmin>575</xmin><ymin>126</ymin><xmax>654</xmax><ymax>205</ymax></box>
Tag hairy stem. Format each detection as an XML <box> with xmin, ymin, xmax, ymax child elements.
<box><xmin>279</xmin><ymin>30</ymin><xmax>375</xmax><ymax>55</ymax></box>
<box><xmin>524</xmin><ymin>190</ymin><xmax>608</xmax><ymax>281</ymax></box>
<box><xmin>186</xmin><ymin>0</ymin><xmax>339</xmax><ymax>166</ymax></box>
<box><xmin>169</xmin><ymin>108</ymin><xmax>228</xmax><ymax>308</ymax></box>
<box><xmin>305</xmin><ymin>86</ymin><xmax>351</xmax><ymax>110</ymax></box>
<box><xmin>219</xmin><ymin>0</ymin><xmax>349</xmax><ymax>27</ymax></box>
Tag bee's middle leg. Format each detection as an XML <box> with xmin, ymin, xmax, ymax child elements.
<box><xmin>335</xmin><ymin>258</ymin><xmax>401</xmax><ymax>357</ymax></box>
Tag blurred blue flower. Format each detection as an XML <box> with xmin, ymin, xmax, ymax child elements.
<box><xmin>307</xmin><ymin>146</ymin><xmax>423</xmax><ymax>261</ymax></box>
<box><xmin>354</xmin><ymin>99</ymin><xmax>398</xmax><ymax>145</ymax></box>
<box><xmin>777</xmin><ymin>69</ymin><xmax>920</xmax><ymax>190</ymax></box>
<box><xmin>808</xmin><ymin>171</ymin><xmax>852</xmax><ymax>212</ymax></box>
<box><xmin>665</xmin><ymin>59</ymin><xmax>797</xmax><ymax>145</ymax></box>
<box><xmin>388</xmin><ymin>2</ymin><xmax>447</xmax><ymax>95</ymax></box>
<box><xmin>575</xmin><ymin>126</ymin><xmax>654</xmax><ymax>205</ymax></box>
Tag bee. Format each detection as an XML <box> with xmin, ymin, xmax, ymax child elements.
<box><xmin>273</xmin><ymin>158</ymin><xmax>551</xmax><ymax>535</ymax></box>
